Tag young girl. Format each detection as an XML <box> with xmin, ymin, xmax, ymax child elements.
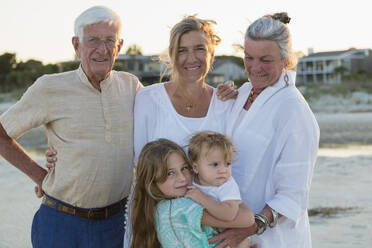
<box><xmin>187</xmin><ymin>131</ymin><xmax>241</xmax><ymax>222</ymax></box>
<box><xmin>130</xmin><ymin>138</ymin><xmax>254</xmax><ymax>248</ymax></box>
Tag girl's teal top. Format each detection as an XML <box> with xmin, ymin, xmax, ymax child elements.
<box><xmin>155</xmin><ymin>197</ymin><xmax>218</xmax><ymax>248</ymax></box>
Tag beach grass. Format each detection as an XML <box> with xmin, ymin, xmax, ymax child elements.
<box><xmin>308</xmin><ymin>207</ymin><xmax>357</xmax><ymax>217</ymax></box>
<box><xmin>299</xmin><ymin>79</ymin><xmax>372</xmax><ymax>102</ymax></box>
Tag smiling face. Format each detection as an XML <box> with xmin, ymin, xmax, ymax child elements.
<box><xmin>244</xmin><ymin>38</ymin><xmax>286</xmax><ymax>89</ymax></box>
<box><xmin>156</xmin><ymin>152</ymin><xmax>192</xmax><ymax>198</ymax></box>
<box><xmin>192</xmin><ymin>145</ymin><xmax>232</xmax><ymax>187</ymax></box>
<box><xmin>72</xmin><ymin>21</ymin><xmax>123</xmax><ymax>86</ymax></box>
<box><xmin>175</xmin><ymin>30</ymin><xmax>214</xmax><ymax>84</ymax></box>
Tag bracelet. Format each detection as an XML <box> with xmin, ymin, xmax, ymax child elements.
<box><xmin>269</xmin><ymin>208</ymin><xmax>279</xmax><ymax>228</ymax></box>
<box><xmin>254</xmin><ymin>214</ymin><xmax>268</xmax><ymax>235</ymax></box>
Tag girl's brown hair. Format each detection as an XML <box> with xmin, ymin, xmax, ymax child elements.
<box><xmin>130</xmin><ymin>138</ymin><xmax>190</xmax><ymax>248</ymax></box>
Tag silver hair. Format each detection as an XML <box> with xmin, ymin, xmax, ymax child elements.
<box><xmin>245</xmin><ymin>13</ymin><xmax>297</xmax><ymax>70</ymax></box>
<box><xmin>74</xmin><ymin>6</ymin><xmax>122</xmax><ymax>41</ymax></box>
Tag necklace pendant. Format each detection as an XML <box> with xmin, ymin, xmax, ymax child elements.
<box><xmin>185</xmin><ymin>103</ymin><xmax>193</xmax><ymax>111</ymax></box>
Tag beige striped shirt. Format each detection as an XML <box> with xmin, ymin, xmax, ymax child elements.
<box><xmin>0</xmin><ymin>66</ymin><xmax>142</xmax><ymax>208</ymax></box>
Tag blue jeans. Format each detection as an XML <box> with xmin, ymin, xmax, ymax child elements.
<box><xmin>31</xmin><ymin>200</ymin><xmax>125</xmax><ymax>248</ymax></box>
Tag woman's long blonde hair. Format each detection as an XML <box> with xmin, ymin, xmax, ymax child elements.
<box><xmin>130</xmin><ymin>138</ymin><xmax>190</xmax><ymax>248</ymax></box>
<box><xmin>161</xmin><ymin>15</ymin><xmax>221</xmax><ymax>82</ymax></box>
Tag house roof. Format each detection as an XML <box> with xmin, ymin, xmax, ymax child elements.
<box><xmin>302</xmin><ymin>48</ymin><xmax>370</xmax><ymax>60</ymax></box>
<box><xmin>117</xmin><ymin>54</ymin><xmax>158</xmax><ymax>61</ymax></box>
<box><xmin>212</xmin><ymin>59</ymin><xmax>226</xmax><ymax>69</ymax></box>
<box><xmin>305</xmin><ymin>50</ymin><xmax>348</xmax><ymax>58</ymax></box>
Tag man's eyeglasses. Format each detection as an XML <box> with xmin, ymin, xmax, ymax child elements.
<box><xmin>83</xmin><ymin>37</ymin><xmax>120</xmax><ymax>49</ymax></box>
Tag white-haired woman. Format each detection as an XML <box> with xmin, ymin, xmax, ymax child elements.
<box><xmin>210</xmin><ymin>12</ymin><xmax>319</xmax><ymax>248</ymax></box>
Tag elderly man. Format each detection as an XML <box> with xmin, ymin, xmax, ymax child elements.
<box><xmin>0</xmin><ymin>6</ymin><xmax>141</xmax><ymax>247</ymax></box>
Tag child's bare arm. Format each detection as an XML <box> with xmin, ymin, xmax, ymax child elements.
<box><xmin>205</xmin><ymin>199</ymin><xmax>240</xmax><ymax>221</ymax></box>
<box><xmin>201</xmin><ymin>203</ymin><xmax>255</xmax><ymax>228</ymax></box>
<box><xmin>186</xmin><ymin>185</ymin><xmax>239</xmax><ymax>221</ymax></box>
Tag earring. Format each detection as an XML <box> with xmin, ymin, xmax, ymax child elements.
<box><xmin>284</xmin><ymin>72</ymin><xmax>289</xmax><ymax>86</ymax></box>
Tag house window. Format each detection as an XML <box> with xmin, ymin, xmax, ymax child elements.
<box><xmin>127</xmin><ymin>61</ymin><xmax>134</xmax><ymax>71</ymax></box>
<box><xmin>316</xmin><ymin>61</ymin><xmax>323</xmax><ymax>71</ymax></box>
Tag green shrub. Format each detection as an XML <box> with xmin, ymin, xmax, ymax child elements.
<box><xmin>302</xmin><ymin>79</ymin><xmax>372</xmax><ymax>102</ymax></box>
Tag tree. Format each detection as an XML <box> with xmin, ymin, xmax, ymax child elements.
<box><xmin>59</xmin><ymin>61</ymin><xmax>80</xmax><ymax>72</ymax></box>
<box><xmin>215</xmin><ymin>55</ymin><xmax>244</xmax><ymax>68</ymax></box>
<box><xmin>0</xmin><ymin>53</ymin><xmax>17</xmax><ymax>79</ymax></box>
<box><xmin>0</xmin><ymin>54</ymin><xmax>59</xmax><ymax>92</ymax></box>
<box><xmin>125</xmin><ymin>44</ymin><xmax>143</xmax><ymax>55</ymax></box>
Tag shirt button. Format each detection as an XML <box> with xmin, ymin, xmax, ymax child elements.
<box><xmin>105</xmin><ymin>120</ymin><xmax>111</xmax><ymax>129</ymax></box>
<box><xmin>105</xmin><ymin>134</ymin><xmax>111</xmax><ymax>143</ymax></box>
<box><xmin>102</xmin><ymin>100</ymin><xmax>108</xmax><ymax>109</ymax></box>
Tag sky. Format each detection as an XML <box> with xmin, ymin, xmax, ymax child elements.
<box><xmin>1</xmin><ymin>0</ymin><xmax>371</xmax><ymax>64</ymax></box>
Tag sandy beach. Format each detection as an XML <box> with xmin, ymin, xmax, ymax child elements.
<box><xmin>1</xmin><ymin>93</ymin><xmax>372</xmax><ymax>247</ymax></box>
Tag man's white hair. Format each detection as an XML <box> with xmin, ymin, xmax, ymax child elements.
<box><xmin>74</xmin><ymin>6</ymin><xmax>122</xmax><ymax>41</ymax></box>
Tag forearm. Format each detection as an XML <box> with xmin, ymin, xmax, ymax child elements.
<box><xmin>259</xmin><ymin>205</ymin><xmax>279</xmax><ymax>224</ymax></box>
<box><xmin>202</xmin><ymin>198</ymin><xmax>239</xmax><ymax>221</ymax></box>
<box><xmin>0</xmin><ymin>125</ymin><xmax>47</xmax><ymax>185</ymax></box>
<box><xmin>202</xmin><ymin>203</ymin><xmax>254</xmax><ymax>228</ymax></box>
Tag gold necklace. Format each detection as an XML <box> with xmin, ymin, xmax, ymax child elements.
<box><xmin>177</xmin><ymin>85</ymin><xmax>206</xmax><ymax>112</ymax></box>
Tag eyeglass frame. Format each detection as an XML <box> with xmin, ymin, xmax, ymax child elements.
<box><xmin>81</xmin><ymin>36</ymin><xmax>122</xmax><ymax>49</ymax></box>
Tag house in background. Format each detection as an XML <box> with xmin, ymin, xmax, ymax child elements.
<box><xmin>207</xmin><ymin>56</ymin><xmax>246</xmax><ymax>86</ymax></box>
<box><xmin>116</xmin><ymin>54</ymin><xmax>166</xmax><ymax>84</ymax></box>
<box><xmin>296</xmin><ymin>48</ymin><xmax>372</xmax><ymax>84</ymax></box>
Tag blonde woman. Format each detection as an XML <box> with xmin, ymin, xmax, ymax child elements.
<box><xmin>125</xmin><ymin>16</ymin><xmax>240</xmax><ymax>247</ymax></box>
<box><xmin>133</xmin><ymin>15</ymin><xmax>235</xmax><ymax>159</ymax></box>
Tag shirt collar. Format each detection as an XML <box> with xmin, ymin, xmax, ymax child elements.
<box><xmin>76</xmin><ymin>64</ymin><xmax>113</xmax><ymax>91</ymax></box>
<box><xmin>249</xmin><ymin>70</ymin><xmax>296</xmax><ymax>109</ymax></box>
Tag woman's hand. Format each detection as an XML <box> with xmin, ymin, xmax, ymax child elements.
<box><xmin>34</xmin><ymin>146</ymin><xmax>57</xmax><ymax>198</ymax></box>
<box><xmin>45</xmin><ymin>147</ymin><xmax>57</xmax><ymax>170</ymax></box>
<box><xmin>209</xmin><ymin>224</ymin><xmax>257</xmax><ymax>248</ymax></box>
<box><xmin>34</xmin><ymin>147</ymin><xmax>57</xmax><ymax>198</ymax></box>
<box><xmin>34</xmin><ymin>185</ymin><xmax>43</xmax><ymax>198</ymax></box>
<box><xmin>216</xmin><ymin>80</ymin><xmax>238</xmax><ymax>101</ymax></box>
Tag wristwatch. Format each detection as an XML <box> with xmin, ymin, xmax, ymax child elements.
<box><xmin>269</xmin><ymin>208</ymin><xmax>279</xmax><ymax>228</ymax></box>
<box><xmin>254</xmin><ymin>214</ymin><xmax>268</xmax><ymax>235</ymax></box>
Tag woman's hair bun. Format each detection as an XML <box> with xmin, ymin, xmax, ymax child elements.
<box><xmin>270</xmin><ymin>12</ymin><xmax>291</xmax><ymax>24</ymax></box>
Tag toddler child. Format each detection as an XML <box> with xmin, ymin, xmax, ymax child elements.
<box><xmin>187</xmin><ymin>131</ymin><xmax>241</xmax><ymax>222</ymax></box>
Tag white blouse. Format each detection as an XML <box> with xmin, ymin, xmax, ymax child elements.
<box><xmin>227</xmin><ymin>71</ymin><xmax>319</xmax><ymax>248</ymax></box>
<box><xmin>133</xmin><ymin>83</ymin><xmax>234</xmax><ymax>162</ymax></box>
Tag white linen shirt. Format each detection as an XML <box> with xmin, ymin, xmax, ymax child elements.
<box><xmin>133</xmin><ymin>83</ymin><xmax>234</xmax><ymax>161</ymax></box>
<box><xmin>226</xmin><ymin>71</ymin><xmax>319</xmax><ymax>248</ymax></box>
